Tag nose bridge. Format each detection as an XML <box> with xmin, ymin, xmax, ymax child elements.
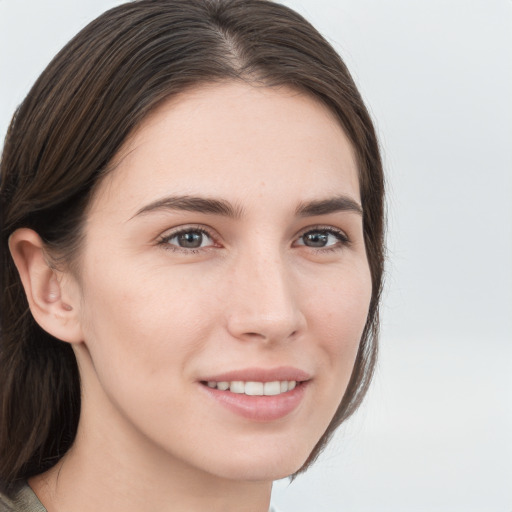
<box><xmin>226</xmin><ymin>245</ymin><xmax>304</xmax><ymax>342</ymax></box>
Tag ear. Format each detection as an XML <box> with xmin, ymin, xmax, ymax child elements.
<box><xmin>8</xmin><ymin>228</ymin><xmax>83</xmax><ymax>344</ymax></box>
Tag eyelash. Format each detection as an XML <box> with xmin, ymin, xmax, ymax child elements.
<box><xmin>157</xmin><ymin>225</ymin><xmax>350</xmax><ymax>254</ymax></box>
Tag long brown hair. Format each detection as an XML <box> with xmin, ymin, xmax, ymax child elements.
<box><xmin>0</xmin><ymin>0</ymin><xmax>384</xmax><ymax>490</ymax></box>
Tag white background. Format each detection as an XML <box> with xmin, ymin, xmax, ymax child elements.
<box><xmin>1</xmin><ymin>1</ymin><xmax>511</xmax><ymax>510</ymax></box>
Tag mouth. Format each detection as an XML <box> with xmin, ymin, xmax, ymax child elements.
<box><xmin>198</xmin><ymin>368</ymin><xmax>310</xmax><ymax>421</ymax></box>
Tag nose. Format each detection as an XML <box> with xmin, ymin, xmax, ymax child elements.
<box><xmin>225</xmin><ymin>251</ymin><xmax>306</xmax><ymax>344</ymax></box>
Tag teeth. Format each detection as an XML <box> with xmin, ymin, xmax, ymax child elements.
<box><xmin>263</xmin><ymin>381</ymin><xmax>281</xmax><ymax>396</ymax></box>
<box><xmin>245</xmin><ymin>381</ymin><xmax>264</xmax><ymax>396</ymax></box>
<box><xmin>205</xmin><ymin>380</ymin><xmax>298</xmax><ymax>395</ymax></box>
<box><xmin>230</xmin><ymin>381</ymin><xmax>245</xmax><ymax>394</ymax></box>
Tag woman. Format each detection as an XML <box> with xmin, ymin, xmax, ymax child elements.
<box><xmin>0</xmin><ymin>1</ymin><xmax>384</xmax><ymax>511</ymax></box>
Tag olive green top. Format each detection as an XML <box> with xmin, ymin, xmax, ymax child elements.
<box><xmin>0</xmin><ymin>484</ymin><xmax>46</xmax><ymax>512</ymax></box>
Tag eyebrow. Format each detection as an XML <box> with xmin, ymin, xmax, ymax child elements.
<box><xmin>295</xmin><ymin>196</ymin><xmax>363</xmax><ymax>217</ymax></box>
<box><xmin>131</xmin><ymin>194</ymin><xmax>363</xmax><ymax>220</ymax></box>
<box><xmin>132</xmin><ymin>195</ymin><xmax>244</xmax><ymax>219</ymax></box>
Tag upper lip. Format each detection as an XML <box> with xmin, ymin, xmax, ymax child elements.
<box><xmin>200</xmin><ymin>366</ymin><xmax>312</xmax><ymax>383</ymax></box>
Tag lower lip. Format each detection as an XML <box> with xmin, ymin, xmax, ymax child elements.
<box><xmin>200</xmin><ymin>382</ymin><xmax>308</xmax><ymax>422</ymax></box>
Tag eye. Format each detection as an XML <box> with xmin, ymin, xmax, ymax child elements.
<box><xmin>159</xmin><ymin>227</ymin><xmax>216</xmax><ymax>251</ymax></box>
<box><xmin>295</xmin><ymin>228</ymin><xmax>348</xmax><ymax>249</ymax></box>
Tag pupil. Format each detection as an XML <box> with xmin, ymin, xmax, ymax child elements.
<box><xmin>304</xmin><ymin>232</ymin><xmax>328</xmax><ymax>247</ymax></box>
<box><xmin>178</xmin><ymin>231</ymin><xmax>202</xmax><ymax>248</ymax></box>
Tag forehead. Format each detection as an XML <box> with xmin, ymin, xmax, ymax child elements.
<box><xmin>90</xmin><ymin>82</ymin><xmax>360</xmax><ymax>216</ymax></box>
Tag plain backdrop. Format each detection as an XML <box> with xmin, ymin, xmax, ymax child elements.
<box><xmin>1</xmin><ymin>1</ymin><xmax>511</xmax><ymax>511</ymax></box>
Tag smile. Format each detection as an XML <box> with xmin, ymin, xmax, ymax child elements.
<box><xmin>199</xmin><ymin>367</ymin><xmax>310</xmax><ymax>421</ymax></box>
<box><xmin>204</xmin><ymin>380</ymin><xmax>297</xmax><ymax>396</ymax></box>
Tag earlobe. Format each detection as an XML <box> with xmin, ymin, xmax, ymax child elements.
<box><xmin>8</xmin><ymin>228</ymin><xmax>83</xmax><ymax>344</ymax></box>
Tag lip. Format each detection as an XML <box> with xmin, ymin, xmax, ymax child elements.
<box><xmin>200</xmin><ymin>366</ymin><xmax>312</xmax><ymax>383</ymax></box>
<box><xmin>198</xmin><ymin>366</ymin><xmax>311</xmax><ymax>422</ymax></box>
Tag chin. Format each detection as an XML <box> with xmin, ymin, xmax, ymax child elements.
<box><xmin>210</xmin><ymin>460</ymin><xmax>305</xmax><ymax>483</ymax></box>
<box><xmin>192</xmin><ymin>436</ymin><xmax>314</xmax><ymax>483</ymax></box>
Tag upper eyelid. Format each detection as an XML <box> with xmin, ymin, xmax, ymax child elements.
<box><xmin>295</xmin><ymin>225</ymin><xmax>349</xmax><ymax>240</ymax></box>
<box><xmin>159</xmin><ymin>224</ymin><xmax>218</xmax><ymax>240</ymax></box>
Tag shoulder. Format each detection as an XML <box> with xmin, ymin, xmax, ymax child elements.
<box><xmin>0</xmin><ymin>483</ymin><xmax>46</xmax><ymax>512</ymax></box>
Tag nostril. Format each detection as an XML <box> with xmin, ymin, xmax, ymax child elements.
<box><xmin>240</xmin><ymin>329</ymin><xmax>300</xmax><ymax>343</ymax></box>
<box><xmin>242</xmin><ymin>332</ymin><xmax>268</xmax><ymax>341</ymax></box>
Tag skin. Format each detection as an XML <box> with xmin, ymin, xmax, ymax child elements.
<box><xmin>12</xmin><ymin>82</ymin><xmax>372</xmax><ymax>512</ymax></box>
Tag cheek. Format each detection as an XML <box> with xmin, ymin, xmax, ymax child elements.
<box><xmin>81</xmin><ymin>276</ymin><xmax>203</xmax><ymax>351</ymax></box>
<box><xmin>310</xmin><ymin>264</ymin><xmax>372</xmax><ymax>393</ymax></box>
<box><xmin>77</xmin><ymin>257</ymin><xmax>237</xmax><ymax>414</ymax></box>
<box><xmin>315</xmin><ymin>262</ymin><xmax>371</xmax><ymax>340</ymax></box>
<box><xmin>76</xmin><ymin>272</ymin><xmax>211</xmax><ymax>433</ymax></box>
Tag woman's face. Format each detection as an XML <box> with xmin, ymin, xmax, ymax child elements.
<box><xmin>71</xmin><ymin>82</ymin><xmax>371</xmax><ymax>481</ymax></box>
